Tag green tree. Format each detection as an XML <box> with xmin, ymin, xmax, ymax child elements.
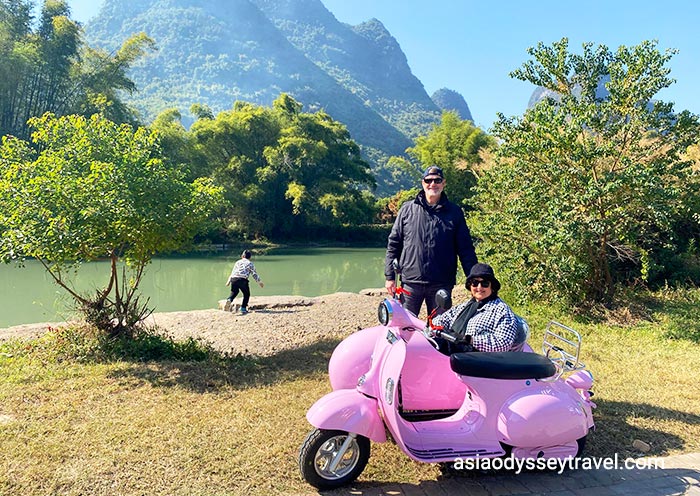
<box><xmin>75</xmin><ymin>32</ymin><xmax>157</xmax><ymax>125</ymax></box>
<box><xmin>473</xmin><ymin>39</ymin><xmax>700</xmax><ymax>305</ymax></box>
<box><xmin>0</xmin><ymin>0</ymin><xmax>153</xmax><ymax>139</ymax></box>
<box><xmin>1</xmin><ymin>0</ymin><xmax>39</xmax><ymax>137</ymax></box>
<box><xmin>0</xmin><ymin>0</ymin><xmax>32</xmax><ymax>39</ymax></box>
<box><xmin>191</xmin><ymin>100</ymin><xmax>284</xmax><ymax>237</ymax></box>
<box><xmin>0</xmin><ymin>113</ymin><xmax>224</xmax><ymax>335</ymax></box>
<box><xmin>191</xmin><ymin>94</ymin><xmax>376</xmax><ymax>239</ymax></box>
<box><xmin>0</xmin><ymin>0</ymin><xmax>81</xmax><ymax>138</ymax></box>
<box><xmin>407</xmin><ymin>111</ymin><xmax>492</xmax><ymax>209</ymax></box>
<box><xmin>150</xmin><ymin>107</ymin><xmax>209</xmax><ymax>181</ymax></box>
<box><xmin>266</xmin><ymin>103</ymin><xmax>376</xmax><ymax>228</ymax></box>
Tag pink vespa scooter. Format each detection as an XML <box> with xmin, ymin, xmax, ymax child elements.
<box><xmin>327</xmin><ymin>260</ymin><xmax>532</xmax><ymax>419</ymax></box>
<box><xmin>299</xmin><ymin>290</ymin><xmax>595</xmax><ymax>490</ymax></box>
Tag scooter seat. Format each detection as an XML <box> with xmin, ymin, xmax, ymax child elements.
<box><xmin>450</xmin><ymin>352</ymin><xmax>556</xmax><ymax>380</ymax></box>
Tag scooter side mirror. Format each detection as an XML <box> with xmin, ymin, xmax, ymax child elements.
<box><xmin>435</xmin><ymin>289</ymin><xmax>452</xmax><ymax>310</ymax></box>
<box><xmin>391</xmin><ymin>259</ymin><xmax>400</xmax><ymax>273</ymax></box>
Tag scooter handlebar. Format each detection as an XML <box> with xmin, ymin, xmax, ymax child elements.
<box><xmin>423</xmin><ymin>322</ymin><xmax>457</xmax><ymax>342</ymax></box>
<box><xmin>434</xmin><ymin>328</ymin><xmax>458</xmax><ymax>343</ymax></box>
<box><xmin>395</xmin><ymin>287</ymin><xmax>411</xmax><ymax>296</ymax></box>
<box><xmin>429</xmin><ymin>326</ymin><xmax>474</xmax><ymax>348</ymax></box>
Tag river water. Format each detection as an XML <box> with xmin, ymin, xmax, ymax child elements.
<box><xmin>0</xmin><ymin>247</ymin><xmax>387</xmax><ymax>327</ymax></box>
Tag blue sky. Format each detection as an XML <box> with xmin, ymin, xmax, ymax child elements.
<box><xmin>65</xmin><ymin>0</ymin><xmax>699</xmax><ymax>131</ymax></box>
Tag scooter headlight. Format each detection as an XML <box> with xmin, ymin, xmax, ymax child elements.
<box><xmin>377</xmin><ymin>299</ymin><xmax>391</xmax><ymax>326</ymax></box>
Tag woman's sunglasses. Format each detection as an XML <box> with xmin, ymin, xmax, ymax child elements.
<box><xmin>423</xmin><ymin>177</ymin><xmax>443</xmax><ymax>184</ymax></box>
<box><xmin>469</xmin><ymin>279</ymin><xmax>491</xmax><ymax>288</ymax></box>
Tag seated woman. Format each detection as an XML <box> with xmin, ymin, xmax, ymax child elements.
<box><xmin>433</xmin><ymin>263</ymin><xmax>520</xmax><ymax>352</ymax></box>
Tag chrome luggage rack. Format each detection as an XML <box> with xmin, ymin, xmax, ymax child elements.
<box><xmin>541</xmin><ymin>321</ymin><xmax>586</xmax><ymax>381</ymax></box>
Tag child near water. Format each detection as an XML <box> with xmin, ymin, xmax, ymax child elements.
<box><xmin>225</xmin><ymin>250</ymin><xmax>264</xmax><ymax>314</ymax></box>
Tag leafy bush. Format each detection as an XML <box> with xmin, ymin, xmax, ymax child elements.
<box><xmin>1</xmin><ymin>324</ymin><xmax>220</xmax><ymax>363</ymax></box>
<box><xmin>0</xmin><ymin>113</ymin><xmax>225</xmax><ymax>336</ymax></box>
<box><xmin>474</xmin><ymin>39</ymin><xmax>700</xmax><ymax>306</ymax></box>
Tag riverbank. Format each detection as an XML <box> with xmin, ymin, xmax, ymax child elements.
<box><xmin>0</xmin><ymin>290</ymin><xmax>398</xmax><ymax>356</ymax></box>
<box><xmin>0</xmin><ymin>247</ymin><xmax>388</xmax><ymax>328</ymax></box>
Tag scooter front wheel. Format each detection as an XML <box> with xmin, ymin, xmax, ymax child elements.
<box><xmin>299</xmin><ymin>428</ymin><xmax>370</xmax><ymax>490</ymax></box>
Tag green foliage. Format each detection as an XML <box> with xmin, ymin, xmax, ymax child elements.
<box><xmin>0</xmin><ymin>0</ymin><xmax>153</xmax><ymax>139</ymax></box>
<box><xmin>0</xmin><ymin>113</ymin><xmax>225</xmax><ymax>334</ymax></box>
<box><xmin>0</xmin><ymin>324</ymin><xmax>219</xmax><ymax>363</ymax></box>
<box><xmin>85</xmin><ymin>0</ymin><xmax>443</xmax><ymax>195</ymax></box>
<box><xmin>0</xmin><ymin>0</ymin><xmax>79</xmax><ymax>138</ymax></box>
<box><xmin>150</xmin><ymin>107</ymin><xmax>211</xmax><ymax>181</ymax></box>
<box><xmin>190</xmin><ymin>94</ymin><xmax>376</xmax><ymax>239</ymax></box>
<box><xmin>407</xmin><ymin>111</ymin><xmax>493</xmax><ymax>209</ymax></box>
<box><xmin>102</xmin><ymin>328</ymin><xmax>217</xmax><ymax>362</ymax></box>
<box><xmin>318</xmin><ymin>190</ymin><xmax>379</xmax><ymax>225</ymax></box>
<box><xmin>75</xmin><ymin>32</ymin><xmax>157</xmax><ymax>125</ymax></box>
<box><xmin>473</xmin><ymin>38</ymin><xmax>700</xmax><ymax>306</ymax></box>
<box><xmin>360</xmin><ymin>148</ymin><xmax>416</xmax><ymax>196</ymax></box>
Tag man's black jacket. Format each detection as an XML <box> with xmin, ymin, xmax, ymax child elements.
<box><xmin>384</xmin><ymin>191</ymin><xmax>477</xmax><ymax>286</ymax></box>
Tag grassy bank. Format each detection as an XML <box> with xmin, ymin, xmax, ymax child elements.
<box><xmin>1</xmin><ymin>290</ymin><xmax>699</xmax><ymax>495</ymax></box>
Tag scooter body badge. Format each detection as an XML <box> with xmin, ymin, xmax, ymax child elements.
<box><xmin>384</xmin><ymin>378</ymin><xmax>395</xmax><ymax>405</ymax></box>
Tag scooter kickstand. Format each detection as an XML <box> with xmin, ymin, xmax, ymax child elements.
<box><xmin>328</xmin><ymin>433</ymin><xmax>357</xmax><ymax>474</ymax></box>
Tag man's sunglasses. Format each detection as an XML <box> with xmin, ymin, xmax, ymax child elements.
<box><xmin>423</xmin><ymin>177</ymin><xmax>443</xmax><ymax>184</ymax></box>
<box><xmin>469</xmin><ymin>279</ymin><xmax>491</xmax><ymax>288</ymax></box>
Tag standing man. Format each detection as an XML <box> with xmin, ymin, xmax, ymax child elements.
<box><xmin>384</xmin><ymin>165</ymin><xmax>478</xmax><ymax>316</ymax></box>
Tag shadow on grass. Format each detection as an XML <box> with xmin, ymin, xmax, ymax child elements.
<box><xmin>105</xmin><ymin>336</ymin><xmax>343</xmax><ymax>393</ymax></box>
<box><xmin>105</xmin><ymin>346</ymin><xmax>700</xmax><ymax>458</ymax></box>
<box><xmin>561</xmin><ymin>289</ymin><xmax>700</xmax><ymax>344</ymax></box>
<box><xmin>587</xmin><ymin>398</ymin><xmax>700</xmax><ymax>458</ymax></box>
<box><xmin>649</xmin><ymin>296</ymin><xmax>700</xmax><ymax>343</ymax></box>
<box><xmin>609</xmin><ymin>289</ymin><xmax>700</xmax><ymax>343</ymax></box>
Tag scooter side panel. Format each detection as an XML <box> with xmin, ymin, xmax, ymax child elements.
<box><xmin>380</xmin><ymin>340</ymin><xmax>507</xmax><ymax>462</ymax></box>
<box><xmin>400</xmin><ymin>334</ymin><xmax>466</xmax><ymax>411</ymax></box>
<box><xmin>328</xmin><ymin>326</ymin><xmax>384</xmax><ymax>390</ymax></box>
<box><xmin>376</xmin><ymin>335</ymin><xmax>416</xmax><ymax>450</ymax></box>
<box><xmin>497</xmin><ymin>382</ymin><xmax>589</xmax><ymax>447</ymax></box>
<box><xmin>306</xmin><ymin>389</ymin><xmax>387</xmax><ymax>443</ymax></box>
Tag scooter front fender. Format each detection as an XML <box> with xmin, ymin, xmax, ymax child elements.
<box><xmin>328</xmin><ymin>326</ymin><xmax>384</xmax><ymax>390</ymax></box>
<box><xmin>306</xmin><ymin>389</ymin><xmax>387</xmax><ymax>443</ymax></box>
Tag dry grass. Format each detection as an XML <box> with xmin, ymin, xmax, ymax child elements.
<box><xmin>1</xmin><ymin>291</ymin><xmax>700</xmax><ymax>495</ymax></box>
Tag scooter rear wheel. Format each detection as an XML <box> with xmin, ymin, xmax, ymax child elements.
<box><xmin>299</xmin><ymin>428</ymin><xmax>370</xmax><ymax>490</ymax></box>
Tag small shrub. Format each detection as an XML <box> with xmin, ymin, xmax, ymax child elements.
<box><xmin>104</xmin><ymin>328</ymin><xmax>217</xmax><ymax>362</ymax></box>
<box><xmin>1</xmin><ymin>324</ymin><xmax>220</xmax><ymax>363</ymax></box>
<box><xmin>2</xmin><ymin>325</ymin><xmax>104</xmax><ymax>363</ymax></box>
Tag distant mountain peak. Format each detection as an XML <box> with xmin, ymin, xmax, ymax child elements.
<box><xmin>86</xmin><ymin>0</ymin><xmax>474</xmax><ymax>194</ymax></box>
<box><xmin>431</xmin><ymin>88</ymin><xmax>473</xmax><ymax>122</ymax></box>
